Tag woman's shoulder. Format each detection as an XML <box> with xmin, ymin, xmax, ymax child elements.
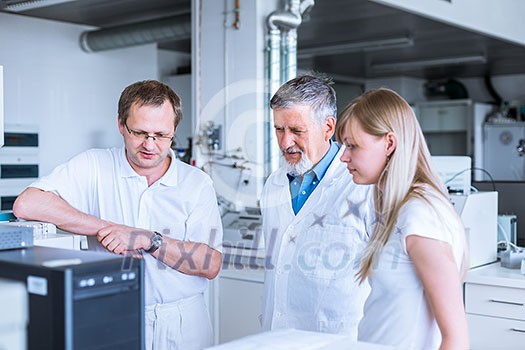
<box><xmin>396</xmin><ymin>187</ymin><xmax>461</xmax><ymax>242</ymax></box>
<box><xmin>401</xmin><ymin>184</ymin><xmax>450</xmax><ymax>215</ymax></box>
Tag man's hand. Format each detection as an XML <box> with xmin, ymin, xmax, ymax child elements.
<box><xmin>97</xmin><ymin>224</ymin><xmax>152</xmax><ymax>255</ymax></box>
<box><xmin>98</xmin><ymin>224</ymin><xmax>222</xmax><ymax>279</ymax></box>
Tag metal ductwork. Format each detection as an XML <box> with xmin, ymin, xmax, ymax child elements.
<box><xmin>80</xmin><ymin>14</ymin><xmax>191</xmax><ymax>53</ymax></box>
<box><xmin>265</xmin><ymin>0</ymin><xmax>315</xmax><ymax>175</ymax></box>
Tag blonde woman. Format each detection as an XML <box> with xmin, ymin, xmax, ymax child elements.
<box><xmin>335</xmin><ymin>88</ymin><xmax>469</xmax><ymax>350</ymax></box>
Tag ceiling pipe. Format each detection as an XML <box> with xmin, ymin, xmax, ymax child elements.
<box><xmin>281</xmin><ymin>0</ymin><xmax>314</xmax><ymax>83</ymax></box>
<box><xmin>265</xmin><ymin>0</ymin><xmax>314</xmax><ymax>175</ymax></box>
<box><xmin>80</xmin><ymin>14</ymin><xmax>191</xmax><ymax>53</ymax></box>
<box><xmin>281</xmin><ymin>0</ymin><xmax>301</xmax><ymax>84</ymax></box>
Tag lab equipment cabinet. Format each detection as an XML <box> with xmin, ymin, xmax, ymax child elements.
<box><xmin>0</xmin><ymin>124</ymin><xmax>39</xmax><ymax>210</ymax></box>
<box><xmin>482</xmin><ymin>122</ymin><xmax>525</xmax><ymax>181</ymax></box>
<box><xmin>415</xmin><ymin>100</ymin><xmax>491</xmax><ymax>159</ymax></box>
<box><xmin>465</xmin><ymin>263</ymin><xmax>525</xmax><ymax>349</ymax></box>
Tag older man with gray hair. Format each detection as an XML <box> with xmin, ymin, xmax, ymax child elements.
<box><xmin>260</xmin><ymin>73</ymin><xmax>373</xmax><ymax>338</ymax></box>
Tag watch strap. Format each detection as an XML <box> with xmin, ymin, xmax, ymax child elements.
<box><xmin>145</xmin><ymin>231</ymin><xmax>163</xmax><ymax>254</ymax></box>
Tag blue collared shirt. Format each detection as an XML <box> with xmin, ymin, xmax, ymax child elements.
<box><xmin>287</xmin><ymin>141</ymin><xmax>340</xmax><ymax>215</ymax></box>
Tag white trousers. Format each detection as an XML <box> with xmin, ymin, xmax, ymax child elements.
<box><xmin>145</xmin><ymin>294</ymin><xmax>213</xmax><ymax>350</ymax></box>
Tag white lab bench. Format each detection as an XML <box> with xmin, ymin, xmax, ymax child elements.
<box><xmin>465</xmin><ymin>262</ymin><xmax>525</xmax><ymax>349</ymax></box>
<box><xmin>207</xmin><ymin>329</ymin><xmax>393</xmax><ymax>350</ymax></box>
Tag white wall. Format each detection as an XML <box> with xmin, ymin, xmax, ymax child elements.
<box><xmin>0</xmin><ymin>13</ymin><xmax>158</xmax><ymax>176</ymax></box>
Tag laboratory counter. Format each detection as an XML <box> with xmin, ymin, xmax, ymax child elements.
<box><xmin>466</xmin><ymin>261</ymin><xmax>525</xmax><ymax>288</ymax></box>
<box><xmin>206</xmin><ymin>329</ymin><xmax>394</xmax><ymax>350</ymax></box>
<box><xmin>465</xmin><ymin>262</ymin><xmax>525</xmax><ymax>349</ymax></box>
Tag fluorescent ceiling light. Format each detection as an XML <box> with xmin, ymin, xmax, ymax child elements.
<box><xmin>3</xmin><ymin>0</ymin><xmax>78</xmax><ymax>12</ymax></box>
<box><xmin>372</xmin><ymin>54</ymin><xmax>487</xmax><ymax>71</ymax></box>
<box><xmin>298</xmin><ymin>36</ymin><xmax>414</xmax><ymax>59</ymax></box>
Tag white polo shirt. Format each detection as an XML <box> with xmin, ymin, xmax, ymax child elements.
<box><xmin>30</xmin><ymin>147</ymin><xmax>223</xmax><ymax>306</ymax></box>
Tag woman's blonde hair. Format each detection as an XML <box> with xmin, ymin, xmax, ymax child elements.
<box><xmin>335</xmin><ymin>88</ymin><xmax>467</xmax><ymax>283</ymax></box>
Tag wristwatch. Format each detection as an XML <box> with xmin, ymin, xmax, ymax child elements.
<box><xmin>145</xmin><ymin>231</ymin><xmax>163</xmax><ymax>254</ymax></box>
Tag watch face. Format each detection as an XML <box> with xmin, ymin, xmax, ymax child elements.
<box><xmin>152</xmin><ymin>234</ymin><xmax>163</xmax><ymax>247</ymax></box>
<box><xmin>146</xmin><ymin>232</ymin><xmax>163</xmax><ymax>253</ymax></box>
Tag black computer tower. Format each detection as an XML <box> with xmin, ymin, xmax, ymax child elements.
<box><xmin>0</xmin><ymin>246</ymin><xmax>144</xmax><ymax>350</ymax></box>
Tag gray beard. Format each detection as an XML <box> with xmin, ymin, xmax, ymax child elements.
<box><xmin>280</xmin><ymin>152</ymin><xmax>314</xmax><ymax>176</ymax></box>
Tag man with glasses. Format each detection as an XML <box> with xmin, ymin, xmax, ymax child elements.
<box><xmin>13</xmin><ymin>80</ymin><xmax>223</xmax><ymax>350</ymax></box>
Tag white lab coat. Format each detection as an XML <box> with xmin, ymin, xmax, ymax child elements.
<box><xmin>260</xmin><ymin>145</ymin><xmax>373</xmax><ymax>339</ymax></box>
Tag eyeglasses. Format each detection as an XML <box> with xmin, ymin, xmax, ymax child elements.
<box><xmin>124</xmin><ymin>123</ymin><xmax>174</xmax><ymax>143</ymax></box>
